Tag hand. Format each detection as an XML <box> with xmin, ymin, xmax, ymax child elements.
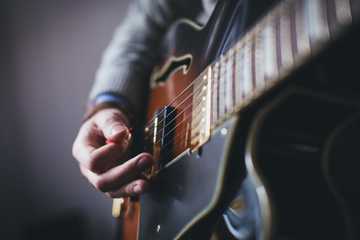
<box><xmin>72</xmin><ymin>108</ymin><xmax>153</xmax><ymax>198</ymax></box>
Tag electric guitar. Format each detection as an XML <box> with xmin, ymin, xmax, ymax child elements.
<box><xmin>114</xmin><ymin>0</ymin><xmax>360</xmax><ymax>239</ymax></box>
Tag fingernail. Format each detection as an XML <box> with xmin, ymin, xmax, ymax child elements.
<box><xmin>121</xmin><ymin>129</ymin><xmax>132</xmax><ymax>147</ymax></box>
<box><xmin>137</xmin><ymin>156</ymin><xmax>152</xmax><ymax>170</ymax></box>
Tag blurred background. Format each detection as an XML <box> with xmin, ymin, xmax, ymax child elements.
<box><xmin>0</xmin><ymin>0</ymin><xmax>130</xmax><ymax>239</ymax></box>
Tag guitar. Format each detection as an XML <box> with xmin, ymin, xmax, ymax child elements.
<box><xmin>114</xmin><ymin>0</ymin><xmax>360</xmax><ymax>239</ymax></box>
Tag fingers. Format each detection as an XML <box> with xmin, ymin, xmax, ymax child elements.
<box><xmin>73</xmin><ymin>108</ymin><xmax>152</xmax><ymax>198</ymax></box>
<box><xmin>72</xmin><ymin>108</ymin><xmax>132</xmax><ymax>174</ymax></box>
<box><xmin>80</xmin><ymin>153</ymin><xmax>153</xmax><ymax>197</ymax></box>
<box><xmin>73</xmin><ymin>125</ymin><xmax>123</xmax><ymax>174</ymax></box>
<box><xmin>72</xmin><ymin>121</ymin><xmax>100</xmax><ymax>167</ymax></box>
<box><xmin>100</xmin><ymin>153</ymin><xmax>153</xmax><ymax>191</ymax></box>
<box><xmin>93</xmin><ymin>108</ymin><xmax>132</xmax><ymax>146</ymax></box>
<box><xmin>85</xmin><ymin>143</ymin><xmax>128</xmax><ymax>173</ymax></box>
<box><xmin>106</xmin><ymin>179</ymin><xmax>149</xmax><ymax>198</ymax></box>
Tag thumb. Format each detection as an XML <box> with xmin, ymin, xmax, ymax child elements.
<box><xmin>94</xmin><ymin>108</ymin><xmax>132</xmax><ymax>145</ymax></box>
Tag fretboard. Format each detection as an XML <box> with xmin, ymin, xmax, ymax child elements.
<box><xmin>190</xmin><ymin>0</ymin><xmax>356</xmax><ymax>149</ymax></box>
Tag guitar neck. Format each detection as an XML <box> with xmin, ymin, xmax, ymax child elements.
<box><xmin>190</xmin><ymin>0</ymin><xmax>355</xmax><ymax>150</ymax></box>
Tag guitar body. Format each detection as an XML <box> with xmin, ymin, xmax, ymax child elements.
<box><xmin>119</xmin><ymin>0</ymin><xmax>360</xmax><ymax>239</ymax></box>
<box><xmin>140</xmin><ymin>2</ymin><xmax>252</xmax><ymax>239</ymax></box>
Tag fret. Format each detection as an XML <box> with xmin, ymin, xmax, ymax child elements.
<box><xmin>279</xmin><ymin>2</ymin><xmax>295</xmax><ymax>69</ymax></box>
<box><xmin>211</xmin><ymin>62</ymin><xmax>220</xmax><ymax>127</ymax></box>
<box><xmin>294</xmin><ymin>0</ymin><xmax>311</xmax><ymax>58</ymax></box>
<box><xmin>219</xmin><ymin>55</ymin><xmax>227</xmax><ymax>117</ymax></box>
<box><xmin>242</xmin><ymin>40</ymin><xmax>253</xmax><ymax>100</ymax></box>
<box><xmin>205</xmin><ymin>67</ymin><xmax>212</xmax><ymax>138</ymax></box>
<box><xmin>306</xmin><ymin>0</ymin><xmax>330</xmax><ymax>48</ymax></box>
<box><xmin>185</xmin><ymin>0</ymin><xmax>359</xmax><ymax>152</ymax></box>
<box><xmin>254</xmin><ymin>30</ymin><xmax>266</xmax><ymax>91</ymax></box>
<box><xmin>263</xmin><ymin>16</ymin><xmax>279</xmax><ymax>82</ymax></box>
<box><xmin>225</xmin><ymin>49</ymin><xmax>235</xmax><ymax>112</ymax></box>
<box><xmin>234</xmin><ymin>47</ymin><xmax>244</xmax><ymax>107</ymax></box>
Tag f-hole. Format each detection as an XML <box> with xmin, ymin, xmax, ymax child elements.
<box><xmin>152</xmin><ymin>55</ymin><xmax>192</xmax><ymax>85</ymax></box>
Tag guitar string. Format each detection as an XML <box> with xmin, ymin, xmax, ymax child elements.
<box><xmin>145</xmin><ymin>75</ymin><xmax>207</xmax><ymax>133</ymax></box>
<box><xmin>157</xmin><ymin>130</ymin><xmax>189</xmax><ymax>162</ymax></box>
<box><xmin>144</xmin><ymin>85</ymin><xmax>192</xmax><ymax>130</ymax></box>
<box><xmin>152</xmin><ymin>76</ymin><xmax>243</xmax><ymax>149</ymax></box>
<box><xmin>144</xmin><ymin>49</ymin><xmax>235</xmax><ymax>132</ymax></box>
<box><xmin>146</xmin><ymin>48</ymin><xmax>239</xmax><ymax>136</ymax></box>
<box><xmin>143</xmin><ymin>0</ymin><xmax>285</xmax><ymax>132</ymax></box>
<box><xmin>144</xmin><ymin>0</ymin><xmax>310</xmax><ymax>160</ymax></box>
<box><xmin>152</xmin><ymin>35</ymin><xmax>297</xmax><ymax>147</ymax></box>
<box><xmin>155</xmin><ymin>90</ymin><xmax>235</xmax><ymax>163</ymax></box>
<box><xmin>148</xmin><ymin>81</ymin><xmax>214</xmax><ymax>142</ymax></box>
<box><xmin>150</xmin><ymin>99</ymin><xmax>202</xmax><ymax>146</ymax></box>
<box><xmin>147</xmin><ymin>82</ymin><xmax>230</xmax><ymax>147</ymax></box>
<box><xmin>153</xmin><ymin>81</ymin><xmax>234</xmax><ymax>163</ymax></box>
<box><xmin>145</xmin><ymin>62</ymin><xmax>223</xmax><ymax>137</ymax></box>
<box><xmin>144</xmin><ymin>69</ymin><xmax>208</xmax><ymax>130</ymax></box>
<box><xmin>154</xmin><ymin>80</ymin><xmax>241</xmax><ymax>150</ymax></box>
<box><xmin>152</xmin><ymin>114</ymin><xmax>194</xmax><ymax>161</ymax></box>
<box><xmin>148</xmin><ymin>63</ymin><xmax>236</xmax><ymax>143</ymax></box>
<box><xmin>144</xmin><ymin>123</ymin><xmax>190</xmax><ymax>164</ymax></box>
<box><xmin>153</xmin><ymin>122</ymin><xmax>190</xmax><ymax>152</ymax></box>
<box><xmin>158</xmin><ymin>72</ymin><xmax>241</xmax><ymax>161</ymax></box>
<box><xmin>144</xmin><ymin>74</ymin><xmax>215</xmax><ymax>138</ymax></box>
<box><xmin>156</xmin><ymin>64</ymin><xmax>280</xmax><ymax>156</ymax></box>
<box><xmin>146</xmin><ymin>59</ymin><xmax>240</xmax><ymax>158</ymax></box>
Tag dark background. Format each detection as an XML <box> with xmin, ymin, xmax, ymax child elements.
<box><xmin>0</xmin><ymin>0</ymin><xmax>130</xmax><ymax>239</ymax></box>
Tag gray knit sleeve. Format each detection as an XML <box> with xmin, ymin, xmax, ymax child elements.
<box><xmin>89</xmin><ymin>0</ymin><xmax>202</xmax><ymax>118</ymax></box>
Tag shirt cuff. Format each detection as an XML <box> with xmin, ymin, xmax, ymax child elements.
<box><xmin>93</xmin><ymin>92</ymin><xmax>132</xmax><ymax>109</ymax></box>
<box><xmin>84</xmin><ymin>92</ymin><xmax>135</xmax><ymax>125</ymax></box>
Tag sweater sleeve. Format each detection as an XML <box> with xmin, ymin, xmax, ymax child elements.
<box><xmin>89</xmin><ymin>0</ymin><xmax>202</xmax><ymax>119</ymax></box>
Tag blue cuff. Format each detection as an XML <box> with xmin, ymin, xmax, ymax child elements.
<box><xmin>93</xmin><ymin>92</ymin><xmax>131</xmax><ymax>110</ymax></box>
<box><xmin>91</xmin><ymin>92</ymin><xmax>135</xmax><ymax>123</ymax></box>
